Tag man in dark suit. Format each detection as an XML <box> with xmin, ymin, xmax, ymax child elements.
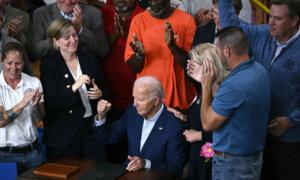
<box><xmin>95</xmin><ymin>76</ymin><xmax>187</xmax><ymax>176</ymax></box>
<box><xmin>32</xmin><ymin>0</ymin><xmax>108</xmax><ymax>60</ymax></box>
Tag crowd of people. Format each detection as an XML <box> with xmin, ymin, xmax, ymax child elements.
<box><xmin>0</xmin><ymin>0</ymin><xmax>299</xmax><ymax>179</ymax></box>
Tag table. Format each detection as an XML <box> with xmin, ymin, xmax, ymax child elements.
<box><xmin>18</xmin><ymin>158</ymin><xmax>184</xmax><ymax>179</ymax></box>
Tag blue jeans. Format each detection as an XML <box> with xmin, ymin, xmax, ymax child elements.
<box><xmin>212</xmin><ymin>151</ymin><xmax>263</xmax><ymax>180</ymax></box>
<box><xmin>0</xmin><ymin>149</ymin><xmax>42</xmax><ymax>174</ymax></box>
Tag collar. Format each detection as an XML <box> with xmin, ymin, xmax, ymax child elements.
<box><xmin>275</xmin><ymin>27</ymin><xmax>300</xmax><ymax>47</ymax></box>
<box><xmin>227</xmin><ymin>58</ymin><xmax>255</xmax><ymax>78</ymax></box>
<box><xmin>0</xmin><ymin>71</ymin><xmax>24</xmax><ymax>89</ymax></box>
<box><xmin>144</xmin><ymin>103</ymin><xmax>164</xmax><ymax>122</ymax></box>
<box><xmin>60</xmin><ymin>11</ymin><xmax>73</xmax><ymax>20</ymax></box>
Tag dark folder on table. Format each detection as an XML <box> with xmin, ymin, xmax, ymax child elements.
<box><xmin>79</xmin><ymin>162</ymin><xmax>126</xmax><ymax>180</ymax></box>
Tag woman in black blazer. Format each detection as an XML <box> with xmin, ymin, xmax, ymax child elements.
<box><xmin>40</xmin><ymin>18</ymin><xmax>106</xmax><ymax>160</ymax></box>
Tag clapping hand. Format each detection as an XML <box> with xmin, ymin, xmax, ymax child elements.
<box><xmin>164</xmin><ymin>22</ymin><xmax>176</xmax><ymax>47</ymax></box>
<box><xmin>32</xmin><ymin>88</ymin><xmax>42</xmax><ymax>105</ymax></box>
<box><xmin>7</xmin><ymin>16</ymin><xmax>23</xmax><ymax>40</ymax></box>
<box><xmin>114</xmin><ymin>13</ymin><xmax>128</xmax><ymax>37</ymax></box>
<box><xmin>187</xmin><ymin>59</ymin><xmax>216</xmax><ymax>85</ymax></box>
<box><xmin>72</xmin><ymin>74</ymin><xmax>90</xmax><ymax>92</ymax></box>
<box><xmin>87</xmin><ymin>79</ymin><xmax>102</xmax><ymax>99</ymax></box>
<box><xmin>129</xmin><ymin>34</ymin><xmax>145</xmax><ymax>58</ymax></box>
<box><xmin>72</xmin><ymin>4</ymin><xmax>83</xmax><ymax>32</ymax></box>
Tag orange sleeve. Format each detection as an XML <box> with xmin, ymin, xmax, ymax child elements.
<box><xmin>182</xmin><ymin>16</ymin><xmax>197</xmax><ymax>52</ymax></box>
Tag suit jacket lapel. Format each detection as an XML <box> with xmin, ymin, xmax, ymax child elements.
<box><xmin>140</xmin><ymin>107</ymin><xmax>166</xmax><ymax>156</ymax></box>
<box><xmin>56</xmin><ymin>52</ymin><xmax>75</xmax><ymax>86</ymax></box>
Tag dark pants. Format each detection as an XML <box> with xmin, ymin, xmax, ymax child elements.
<box><xmin>46</xmin><ymin>116</ymin><xmax>107</xmax><ymax>161</ymax></box>
<box><xmin>261</xmin><ymin>138</ymin><xmax>300</xmax><ymax>180</ymax></box>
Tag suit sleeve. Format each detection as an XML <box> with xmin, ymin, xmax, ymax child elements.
<box><xmin>32</xmin><ymin>8</ymin><xmax>56</xmax><ymax>59</ymax></box>
<box><xmin>79</xmin><ymin>6</ymin><xmax>109</xmax><ymax>58</ymax></box>
<box><xmin>94</xmin><ymin>107</ymin><xmax>129</xmax><ymax>144</ymax></box>
<box><xmin>151</xmin><ymin>122</ymin><xmax>187</xmax><ymax>176</ymax></box>
<box><xmin>40</xmin><ymin>59</ymin><xmax>79</xmax><ymax>112</ymax></box>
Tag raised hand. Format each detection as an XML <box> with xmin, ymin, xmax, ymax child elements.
<box><xmin>187</xmin><ymin>59</ymin><xmax>216</xmax><ymax>85</ymax></box>
<box><xmin>114</xmin><ymin>13</ymin><xmax>128</xmax><ymax>37</ymax></box>
<box><xmin>87</xmin><ymin>79</ymin><xmax>102</xmax><ymax>99</ymax></box>
<box><xmin>129</xmin><ymin>34</ymin><xmax>145</xmax><ymax>58</ymax></box>
<box><xmin>72</xmin><ymin>4</ymin><xmax>83</xmax><ymax>32</ymax></box>
<box><xmin>72</xmin><ymin>74</ymin><xmax>90</xmax><ymax>92</ymax></box>
<box><xmin>32</xmin><ymin>88</ymin><xmax>43</xmax><ymax>105</ymax></box>
<box><xmin>97</xmin><ymin>99</ymin><xmax>111</xmax><ymax>119</ymax></box>
<box><xmin>126</xmin><ymin>156</ymin><xmax>145</xmax><ymax>171</ymax></box>
<box><xmin>164</xmin><ymin>22</ymin><xmax>176</xmax><ymax>47</ymax></box>
<box><xmin>194</xmin><ymin>8</ymin><xmax>212</xmax><ymax>26</ymax></box>
<box><xmin>20</xmin><ymin>90</ymin><xmax>35</xmax><ymax>108</ymax></box>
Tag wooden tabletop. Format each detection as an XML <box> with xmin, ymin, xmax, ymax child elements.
<box><xmin>18</xmin><ymin>158</ymin><xmax>184</xmax><ymax>180</ymax></box>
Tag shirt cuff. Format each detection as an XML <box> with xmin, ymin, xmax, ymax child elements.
<box><xmin>94</xmin><ymin>115</ymin><xmax>106</xmax><ymax>126</ymax></box>
<box><xmin>145</xmin><ymin>159</ymin><xmax>151</xmax><ymax>169</ymax></box>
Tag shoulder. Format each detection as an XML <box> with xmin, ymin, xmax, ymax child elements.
<box><xmin>82</xmin><ymin>4</ymin><xmax>101</xmax><ymax>17</ymax></box>
<box><xmin>162</xmin><ymin>107</ymin><xmax>185</xmax><ymax>130</ymax></box>
<box><xmin>131</xmin><ymin>11</ymin><xmax>149</xmax><ymax>22</ymax></box>
<box><xmin>6</xmin><ymin>6</ymin><xmax>29</xmax><ymax>19</ymax></box>
<box><xmin>22</xmin><ymin>73</ymin><xmax>41</xmax><ymax>86</ymax></box>
<box><xmin>173</xmin><ymin>9</ymin><xmax>194</xmax><ymax>21</ymax></box>
<box><xmin>33</xmin><ymin>3</ymin><xmax>52</xmax><ymax>15</ymax></box>
<box><xmin>41</xmin><ymin>52</ymin><xmax>60</xmax><ymax>67</ymax></box>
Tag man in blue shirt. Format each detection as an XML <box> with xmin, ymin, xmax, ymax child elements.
<box><xmin>94</xmin><ymin>76</ymin><xmax>186</xmax><ymax>176</ymax></box>
<box><xmin>188</xmin><ymin>26</ymin><xmax>271</xmax><ymax>180</ymax></box>
<box><xmin>218</xmin><ymin>0</ymin><xmax>300</xmax><ymax>179</ymax></box>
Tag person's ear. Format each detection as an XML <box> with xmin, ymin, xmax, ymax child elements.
<box><xmin>223</xmin><ymin>46</ymin><xmax>230</xmax><ymax>58</ymax></box>
<box><xmin>291</xmin><ymin>15</ymin><xmax>299</xmax><ymax>27</ymax></box>
<box><xmin>53</xmin><ymin>38</ymin><xmax>60</xmax><ymax>50</ymax></box>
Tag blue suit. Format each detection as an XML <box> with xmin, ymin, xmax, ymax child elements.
<box><xmin>95</xmin><ymin>104</ymin><xmax>187</xmax><ymax>176</ymax></box>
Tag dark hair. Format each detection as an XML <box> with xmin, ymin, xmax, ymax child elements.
<box><xmin>271</xmin><ymin>0</ymin><xmax>300</xmax><ymax>17</ymax></box>
<box><xmin>213</xmin><ymin>0</ymin><xmax>243</xmax><ymax>15</ymax></box>
<box><xmin>216</xmin><ymin>26</ymin><xmax>249</xmax><ymax>55</ymax></box>
<box><xmin>1</xmin><ymin>42</ymin><xmax>26</xmax><ymax>62</ymax></box>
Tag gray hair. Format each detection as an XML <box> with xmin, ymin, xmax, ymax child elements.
<box><xmin>134</xmin><ymin>76</ymin><xmax>164</xmax><ymax>99</ymax></box>
<box><xmin>190</xmin><ymin>43</ymin><xmax>229</xmax><ymax>84</ymax></box>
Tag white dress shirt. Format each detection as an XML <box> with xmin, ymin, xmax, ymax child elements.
<box><xmin>0</xmin><ymin>72</ymin><xmax>43</xmax><ymax>147</ymax></box>
<box><xmin>67</xmin><ymin>61</ymin><xmax>92</xmax><ymax>118</ymax></box>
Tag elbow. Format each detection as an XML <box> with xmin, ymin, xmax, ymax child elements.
<box><xmin>202</xmin><ymin>121</ymin><xmax>216</xmax><ymax>132</ymax></box>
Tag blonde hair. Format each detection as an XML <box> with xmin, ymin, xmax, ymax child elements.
<box><xmin>47</xmin><ymin>18</ymin><xmax>76</xmax><ymax>49</ymax></box>
<box><xmin>190</xmin><ymin>43</ymin><xmax>228</xmax><ymax>84</ymax></box>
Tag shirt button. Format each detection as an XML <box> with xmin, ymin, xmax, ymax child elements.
<box><xmin>66</xmin><ymin>85</ymin><xmax>70</xmax><ymax>88</ymax></box>
<box><xmin>69</xmin><ymin>110</ymin><xmax>73</xmax><ymax>114</ymax></box>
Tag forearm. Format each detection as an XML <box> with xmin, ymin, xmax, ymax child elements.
<box><xmin>200</xmin><ymin>83</ymin><xmax>214</xmax><ymax>131</ymax></box>
<box><xmin>0</xmin><ymin>102</ymin><xmax>26</xmax><ymax>127</ymax></box>
<box><xmin>126</xmin><ymin>54</ymin><xmax>145</xmax><ymax>73</ymax></box>
<box><xmin>169</xmin><ymin>44</ymin><xmax>188</xmax><ymax>68</ymax></box>
<box><xmin>36</xmin><ymin>102</ymin><xmax>45</xmax><ymax>120</ymax></box>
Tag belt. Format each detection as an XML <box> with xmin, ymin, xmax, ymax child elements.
<box><xmin>214</xmin><ymin>150</ymin><xmax>231</xmax><ymax>157</ymax></box>
<box><xmin>0</xmin><ymin>140</ymin><xmax>40</xmax><ymax>154</ymax></box>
